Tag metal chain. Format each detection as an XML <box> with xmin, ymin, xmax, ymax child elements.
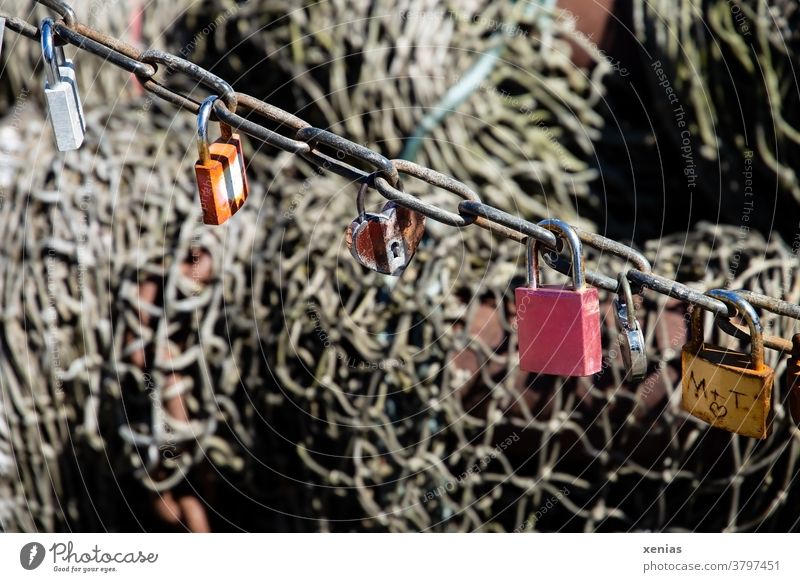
<box><xmin>3</xmin><ymin>0</ymin><xmax>800</xmax><ymax>343</ymax></box>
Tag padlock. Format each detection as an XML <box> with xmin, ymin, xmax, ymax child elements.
<box><xmin>613</xmin><ymin>272</ymin><xmax>647</xmax><ymax>381</ymax></box>
<box><xmin>344</xmin><ymin>179</ymin><xmax>425</xmax><ymax>276</ymax></box>
<box><xmin>193</xmin><ymin>95</ymin><xmax>249</xmax><ymax>225</ymax></box>
<box><xmin>56</xmin><ymin>52</ymin><xmax>86</xmax><ymax>133</ymax></box>
<box><xmin>787</xmin><ymin>334</ymin><xmax>800</xmax><ymax>427</ymax></box>
<box><xmin>515</xmin><ymin>218</ymin><xmax>602</xmax><ymax>377</ymax></box>
<box><xmin>681</xmin><ymin>289</ymin><xmax>774</xmax><ymax>439</ymax></box>
<box><xmin>41</xmin><ymin>18</ymin><xmax>85</xmax><ymax>151</ymax></box>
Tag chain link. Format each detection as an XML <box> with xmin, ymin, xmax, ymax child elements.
<box><xmin>3</xmin><ymin>0</ymin><xmax>799</xmax><ymax>343</ymax></box>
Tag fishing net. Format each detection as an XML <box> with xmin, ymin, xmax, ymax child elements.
<box><xmin>0</xmin><ymin>0</ymin><xmax>798</xmax><ymax>532</ymax></box>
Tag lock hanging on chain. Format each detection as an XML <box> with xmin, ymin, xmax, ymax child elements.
<box><xmin>194</xmin><ymin>95</ymin><xmax>249</xmax><ymax>225</ymax></box>
<box><xmin>613</xmin><ymin>272</ymin><xmax>648</xmax><ymax>381</ymax></box>
<box><xmin>515</xmin><ymin>219</ymin><xmax>602</xmax><ymax>377</ymax></box>
<box><xmin>681</xmin><ymin>289</ymin><xmax>774</xmax><ymax>439</ymax></box>
<box><xmin>41</xmin><ymin>18</ymin><xmax>85</xmax><ymax>151</ymax></box>
<box><xmin>345</xmin><ymin>177</ymin><xmax>426</xmax><ymax>276</ymax></box>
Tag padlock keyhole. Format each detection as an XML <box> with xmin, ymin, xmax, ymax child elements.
<box><xmin>390</xmin><ymin>241</ymin><xmax>402</xmax><ymax>259</ymax></box>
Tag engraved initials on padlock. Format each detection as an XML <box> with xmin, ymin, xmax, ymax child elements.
<box><xmin>193</xmin><ymin>95</ymin><xmax>249</xmax><ymax>225</ymax></box>
<box><xmin>345</xmin><ymin>179</ymin><xmax>425</xmax><ymax>276</ymax></box>
<box><xmin>515</xmin><ymin>219</ymin><xmax>602</xmax><ymax>377</ymax></box>
<box><xmin>681</xmin><ymin>289</ymin><xmax>774</xmax><ymax>439</ymax></box>
<box><xmin>613</xmin><ymin>272</ymin><xmax>647</xmax><ymax>381</ymax></box>
<box><xmin>41</xmin><ymin>18</ymin><xmax>85</xmax><ymax>152</ymax></box>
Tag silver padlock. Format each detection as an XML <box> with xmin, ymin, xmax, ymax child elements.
<box><xmin>41</xmin><ymin>18</ymin><xmax>85</xmax><ymax>151</ymax></box>
<box><xmin>43</xmin><ymin>17</ymin><xmax>86</xmax><ymax>130</ymax></box>
<box><xmin>56</xmin><ymin>53</ymin><xmax>86</xmax><ymax>131</ymax></box>
<box><xmin>613</xmin><ymin>272</ymin><xmax>648</xmax><ymax>381</ymax></box>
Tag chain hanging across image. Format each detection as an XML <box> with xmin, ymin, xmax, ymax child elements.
<box><xmin>1</xmin><ymin>0</ymin><xmax>799</xmax><ymax>534</ymax></box>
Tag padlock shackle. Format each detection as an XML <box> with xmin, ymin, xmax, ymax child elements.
<box><xmin>614</xmin><ymin>271</ymin><xmax>638</xmax><ymax>330</ymax></box>
<box><xmin>354</xmin><ymin>173</ymin><xmax>398</xmax><ymax>218</ymax></box>
<box><xmin>527</xmin><ymin>219</ymin><xmax>585</xmax><ymax>290</ymax></box>
<box><xmin>355</xmin><ymin>180</ymin><xmax>370</xmax><ymax>218</ymax></box>
<box><xmin>40</xmin><ymin>18</ymin><xmax>65</xmax><ymax>86</ymax></box>
<box><xmin>196</xmin><ymin>95</ymin><xmax>234</xmax><ymax>164</ymax></box>
<box><xmin>691</xmin><ymin>289</ymin><xmax>766</xmax><ymax>369</ymax></box>
<box><xmin>617</xmin><ymin>272</ymin><xmax>635</xmax><ymax>312</ymax></box>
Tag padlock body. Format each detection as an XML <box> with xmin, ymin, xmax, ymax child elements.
<box><xmin>619</xmin><ymin>326</ymin><xmax>647</xmax><ymax>380</ymax></box>
<box><xmin>45</xmin><ymin>79</ymin><xmax>84</xmax><ymax>151</ymax></box>
<box><xmin>681</xmin><ymin>343</ymin><xmax>774</xmax><ymax>439</ymax></box>
<box><xmin>345</xmin><ymin>202</ymin><xmax>426</xmax><ymax>276</ymax></box>
<box><xmin>613</xmin><ymin>298</ymin><xmax>648</xmax><ymax>380</ymax></box>
<box><xmin>515</xmin><ymin>284</ymin><xmax>602</xmax><ymax>376</ymax></box>
<box><xmin>227</xmin><ymin>133</ymin><xmax>249</xmax><ymax>206</ymax></box>
<box><xmin>58</xmin><ymin>60</ymin><xmax>86</xmax><ymax>133</ymax></box>
<box><xmin>194</xmin><ymin>134</ymin><xmax>249</xmax><ymax>225</ymax></box>
<box><xmin>349</xmin><ymin>215</ymin><xmax>406</xmax><ymax>275</ymax></box>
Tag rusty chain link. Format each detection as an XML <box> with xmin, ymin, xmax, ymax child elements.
<box><xmin>2</xmin><ymin>0</ymin><xmax>799</xmax><ymax>347</ymax></box>
<box><xmin>1</xmin><ymin>0</ymin><xmax>799</xmax><ymax>535</ymax></box>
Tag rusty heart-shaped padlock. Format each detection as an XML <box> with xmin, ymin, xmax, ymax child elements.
<box><xmin>345</xmin><ymin>180</ymin><xmax>426</xmax><ymax>276</ymax></box>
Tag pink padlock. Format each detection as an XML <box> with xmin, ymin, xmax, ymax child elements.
<box><xmin>515</xmin><ymin>219</ymin><xmax>602</xmax><ymax>376</ymax></box>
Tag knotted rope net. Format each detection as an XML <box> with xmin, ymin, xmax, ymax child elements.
<box><xmin>0</xmin><ymin>0</ymin><xmax>798</xmax><ymax>532</ymax></box>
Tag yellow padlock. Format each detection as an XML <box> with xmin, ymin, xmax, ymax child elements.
<box><xmin>681</xmin><ymin>289</ymin><xmax>774</xmax><ymax>439</ymax></box>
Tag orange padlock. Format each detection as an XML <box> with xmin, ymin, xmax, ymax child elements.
<box><xmin>194</xmin><ymin>95</ymin><xmax>249</xmax><ymax>225</ymax></box>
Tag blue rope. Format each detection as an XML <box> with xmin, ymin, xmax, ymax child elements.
<box><xmin>400</xmin><ymin>0</ymin><xmax>557</xmax><ymax>162</ymax></box>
